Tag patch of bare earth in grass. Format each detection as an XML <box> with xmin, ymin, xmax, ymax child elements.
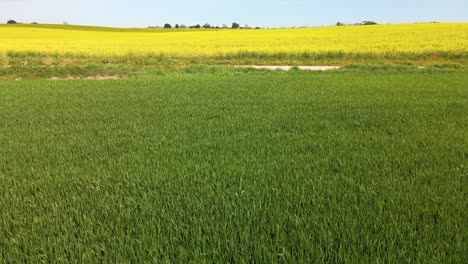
<box><xmin>236</xmin><ymin>65</ymin><xmax>341</xmax><ymax>71</ymax></box>
<box><xmin>49</xmin><ymin>75</ymin><xmax>127</xmax><ymax>80</ymax></box>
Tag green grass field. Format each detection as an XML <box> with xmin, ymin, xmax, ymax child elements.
<box><xmin>0</xmin><ymin>69</ymin><xmax>467</xmax><ymax>262</ymax></box>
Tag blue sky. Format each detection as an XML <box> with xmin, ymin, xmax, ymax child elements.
<box><xmin>1</xmin><ymin>0</ymin><xmax>467</xmax><ymax>28</ymax></box>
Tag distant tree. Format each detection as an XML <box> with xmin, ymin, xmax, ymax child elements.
<box><xmin>232</xmin><ymin>22</ymin><xmax>240</xmax><ymax>29</ymax></box>
<box><xmin>361</xmin><ymin>21</ymin><xmax>377</xmax><ymax>25</ymax></box>
<box><xmin>194</xmin><ymin>24</ymin><xmax>201</xmax><ymax>28</ymax></box>
<box><xmin>255</xmin><ymin>27</ymin><xmax>261</xmax><ymax>29</ymax></box>
<box><xmin>175</xmin><ymin>24</ymin><xmax>179</xmax><ymax>29</ymax></box>
<box><xmin>7</xmin><ymin>20</ymin><xmax>17</xmax><ymax>24</ymax></box>
<box><xmin>164</xmin><ymin>23</ymin><xmax>172</xmax><ymax>28</ymax></box>
<box><xmin>336</xmin><ymin>22</ymin><xmax>344</xmax><ymax>26</ymax></box>
<box><xmin>203</xmin><ymin>23</ymin><xmax>211</xmax><ymax>28</ymax></box>
<box><xmin>31</xmin><ymin>22</ymin><xmax>39</xmax><ymax>24</ymax></box>
<box><xmin>180</xmin><ymin>24</ymin><xmax>187</xmax><ymax>28</ymax></box>
<box><xmin>63</xmin><ymin>21</ymin><xmax>69</xmax><ymax>25</ymax></box>
<box><xmin>222</xmin><ymin>24</ymin><xmax>228</xmax><ymax>29</ymax></box>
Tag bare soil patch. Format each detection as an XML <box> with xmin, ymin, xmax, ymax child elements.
<box><xmin>49</xmin><ymin>75</ymin><xmax>126</xmax><ymax>80</ymax></box>
<box><xmin>237</xmin><ymin>66</ymin><xmax>341</xmax><ymax>71</ymax></box>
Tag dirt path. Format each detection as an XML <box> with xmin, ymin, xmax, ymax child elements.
<box><xmin>236</xmin><ymin>66</ymin><xmax>340</xmax><ymax>71</ymax></box>
<box><xmin>1</xmin><ymin>65</ymin><xmax>341</xmax><ymax>71</ymax></box>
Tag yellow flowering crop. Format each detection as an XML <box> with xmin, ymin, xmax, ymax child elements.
<box><xmin>0</xmin><ymin>23</ymin><xmax>467</xmax><ymax>58</ymax></box>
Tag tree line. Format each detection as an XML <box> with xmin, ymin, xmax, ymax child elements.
<box><xmin>5</xmin><ymin>20</ymin><xmax>252</xmax><ymax>29</ymax></box>
<box><xmin>154</xmin><ymin>22</ymin><xmax>260</xmax><ymax>29</ymax></box>
<box><xmin>6</xmin><ymin>19</ymin><xmax>380</xmax><ymax>28</ymax></box>
<box><xmin>336</xmin><ymin>21</ymin><xmax>378</xmax><ymax>26</ymax></box>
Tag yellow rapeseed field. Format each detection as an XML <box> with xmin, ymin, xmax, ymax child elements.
<box><xmin>0</xmin><ymin>23</ymin><xmax>467</xmax><ymax>58</ymax></box>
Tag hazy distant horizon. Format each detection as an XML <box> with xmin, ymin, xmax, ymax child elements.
<box><xmin>1</xmin><ymin>0</ymin><xmax>467</xmax><ymax>28</ymax></box>
<box><xmin>3</xmin><ymin>21</ymin><xmax>467</xmax><ymax>30</ymax></box>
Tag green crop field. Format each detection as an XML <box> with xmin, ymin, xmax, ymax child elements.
<box><xmin>1</xmin><ymin>69</ymin><xmax>467</xmax><ymax>262</ymax></box>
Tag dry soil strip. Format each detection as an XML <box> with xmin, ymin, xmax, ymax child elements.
<box><xmin>236</xmin><ymin>66</ymin><xmax>341</xmax><ymax>71</ymax></box>
<box><xmin>48</xmin><ymin>75</ymin><xmax>126</xmax><ymax>80</ymax></box>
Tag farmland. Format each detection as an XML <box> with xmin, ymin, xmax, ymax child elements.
<box><xmin>1</xmin><ymin>20</ymin><xmax>468</xmax><ymax>262</ymax></box>
<box><xmin>1</xmin><ymin>23</ymin><xmax>468</xmax><ymax>65</ymax></box>
<box><xmin>1</xmin><ymin>69</ymin><xmax>467</xmax><ymax>262</ymax></box>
